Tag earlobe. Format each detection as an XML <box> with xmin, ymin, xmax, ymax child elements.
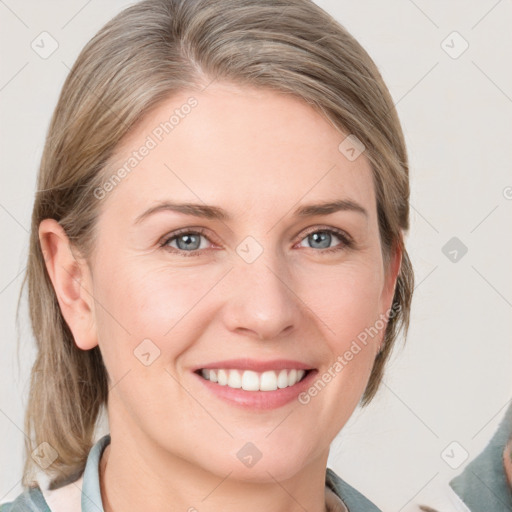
<box><xmin>38</xmin><ymin>219</ymin><xmax>98</xmax><ymax>351</ymax></box>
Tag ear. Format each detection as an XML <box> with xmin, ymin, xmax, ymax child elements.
<box><xmin>376</xmin><ymin>239</ymin><xmax>403</xmax><ymax>353</ymax></box>
<box><xmin>38</xmin><ymin>218</ymin><xmax>98</xmax><ymax>350</ymax></box>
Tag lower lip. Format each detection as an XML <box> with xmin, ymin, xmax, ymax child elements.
<box><xmin>193</xmin><ymin>370</ymin><xmax>318</xmax><ymax>410</ymax></box>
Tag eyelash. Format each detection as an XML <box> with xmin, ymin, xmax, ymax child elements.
<box><xmin>158</xmin><ymin>226</ymin><xmax>354</xmax><ymax>257</ymax></box>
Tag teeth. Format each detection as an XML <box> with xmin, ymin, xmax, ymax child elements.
<box><xmin>228</xmin><ymin>369</ymin><xmax>242</xmax><ymax>388</ymax></box>
<box><xmin>288</xmin><ymin>369</ymin><xmax>297</xmax><ymax>387</ymax></box>
<box><xmin>217</xmin><ymin>369</ymin><xmax>228</xmax><ymax>386</ymax></box>
<box><xmin>242</xmin><ymin>370</ymin><xmax>260</xmax><ymax>391</ymax></box>
<box><xmin>200</xmin><ymin>368</ymin><xmax>307</xmax><ymax>391</ymax></box>
<box><xmin>277</xmin><ymin>369</ymin><xmax>289</xmax><ymax>388</ymax></box>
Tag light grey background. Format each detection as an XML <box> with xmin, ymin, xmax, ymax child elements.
<box><xmin>1</xmin><ymin>1</ymin><xmax>511</xmax><ymax>510</ymax></box>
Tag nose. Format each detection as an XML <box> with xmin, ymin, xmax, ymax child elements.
<box><xmin>220</xmin><ymin>250</ymin><xmax>302</xmax><ymax>341</ymax></box>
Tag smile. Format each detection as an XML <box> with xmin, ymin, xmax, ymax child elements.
<box><xmin>197</xmin><ymin>368</ymin><xmax>309</xmax><ymax>391</ymax></box>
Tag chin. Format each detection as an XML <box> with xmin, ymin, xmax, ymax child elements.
<box><xmin>224</xmin><ymin>458</ymin><xmax>310</xmax><ymax>484</ymax></box>
<box><xmin>228</xmin><ymin>442</ymin><xmax>315</xmax><ymax>483</ymax></box>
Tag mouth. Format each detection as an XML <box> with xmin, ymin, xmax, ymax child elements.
<box><xmin>191</xmin><ymin>358</ymin><xmax>318</xmax><ymax>409</ymax></box>
<box><xmin>194</xmin><ymin>367</ymin><xmax>313</xmax><ymax>392</ymax></box>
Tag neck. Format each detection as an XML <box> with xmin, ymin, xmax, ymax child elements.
<box><xmin>100</xmin><ymin>417</ymin><xmax>332</xmax><ymax>512</ymax></box>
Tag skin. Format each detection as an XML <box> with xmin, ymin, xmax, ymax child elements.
<box><xmin>39</xmin><ymin>82</ymin><xmax>401</xmax><ymax>512</ymax></box>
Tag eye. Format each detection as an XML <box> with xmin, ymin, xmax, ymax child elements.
<box><xmin>296</xmin><ymin>227</ymin><xmax>353</xmax><ymax>254</ymax></box>
<box><xmin>159</xmin><ymin>226</ymin><xmax>354</xmax><ymax>257</ymax></box>
<box><xmin>159</xmin><ymin>228</ymin><xmax>215</xmax><ymax>257</ymax></box>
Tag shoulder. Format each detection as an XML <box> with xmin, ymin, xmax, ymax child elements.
<box><xmin>326</xmin><ymin>467</ymin><xmax>383</xmax><ymax>511</ymax></box>
<box><xmin>418</xmin><ymin>403</ymin><xmax>512</xmax><ymax>512</ymax></box>
<box><xmin>0</xmin><ymin>433</ymin><xmax>109</xmax><ymax>512</ymax></box>
<box><xmin>448</xmin><ymin>403</ymin><xmax>512</xmax><ymax>511</ymax></box>
<box><xmin>0</xmin><ymin>486</ymin><xmax>51</xmax><ymax>512</ymax></box>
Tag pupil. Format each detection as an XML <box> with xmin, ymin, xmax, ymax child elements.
<box><xmin>178</xmin><ymin>234</ymin><xmax>199</xmax><ymax>250</ymax></box>
<box><xmin>175</xmin><ymin>232</ymin><xmax>332</xmax><ymax>251</ymax></box>
<box><xmin>311</xmin><ymin>232</ymin><xmax>330</xmax><ymax>249</ymax></box>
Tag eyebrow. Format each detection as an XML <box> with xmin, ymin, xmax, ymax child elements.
<box><xmin>133</xmin><ymin>199</ymin><xmax>368</xmax><ymax>224</ymax></box>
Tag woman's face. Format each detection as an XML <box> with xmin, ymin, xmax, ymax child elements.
<box><xmin>77</xmin><ymin>82</ymin><xmax>400</xmax><ymax>481</ymax></box>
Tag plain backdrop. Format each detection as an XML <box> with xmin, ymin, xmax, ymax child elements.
<box><xmin>1</xmin><ymin>1</ymin><xmax>511</xmax><ymax>510</ymax></box>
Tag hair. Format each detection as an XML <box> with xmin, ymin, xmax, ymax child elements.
<box><xmin>18</xmin><ymin>0</ymin><xmax>414</xmax><ymax>490</ymax></box>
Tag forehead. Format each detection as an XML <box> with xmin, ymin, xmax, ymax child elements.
<box><xmin>101</xmin><ymin>82</ymin><xmax>376</xmax><ymax>221</ymax></box>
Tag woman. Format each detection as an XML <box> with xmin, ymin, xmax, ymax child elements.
<box><xmin>1</xmin><ymin>0</ymin><xmax>414</xmax><ymax>510</ymax></box>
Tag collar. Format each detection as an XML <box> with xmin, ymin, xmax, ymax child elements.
<box><xmin>325</xmin><ymin>467</ymin><xmax>382</xmax><ymax>511</ymax></box>
<box><xmin>81</xmin><ymin>434</ymin><xmax>110</xmax><ymax>511</ymax></box>
<box><xmin>40</xmin><ymin>434</ymin><xmax>110</xmax><ymax>512</ymax></box>
<box><xmin>41</xmin><ymin>434</ymin><xmax>378</xmax><ymax>512</ymax></box>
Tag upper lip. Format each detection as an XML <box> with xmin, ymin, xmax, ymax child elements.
<box><xmin>193</xmin><ymin>358</ymin><xmax>314</xmax><ymax>373</ymax></box>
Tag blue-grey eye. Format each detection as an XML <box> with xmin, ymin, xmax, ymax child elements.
<box><xmin>174</xmin><ymin>232</ymin><xmax>203</xmax><ymax>251</ymax></box>
<box><xmin>300</xmin><ymin>230</ymin><xmax>342</xmax><ymax>250</ymax></box>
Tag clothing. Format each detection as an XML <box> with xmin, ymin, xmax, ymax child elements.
<box><xmin>416</xmin><ymin>485</ymin><xmax>472</xmax><ymax>512</ymax></box>
<box><xmin>417</xmin><ymin>402</ymin><xmax>512</xmax><ymax>512</ymax></box>
<box><xmin>449</xmin><ymin>401</ymin><xmax>512</xmax><ymax>511</ymax></box>
<box><xmin>0</xmin><ymin>434</ymin><xmax>382</xmax><ymax>511</ymax></box>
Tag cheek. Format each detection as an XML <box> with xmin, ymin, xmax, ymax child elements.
<box><xmin>92</xmin><ymin>258</ymin><xmax>217</xmax><ymax>364</ymax></box>
<box><xmin>294</xmin><ymin>265</ymin><xmax>382</xmax><ymax>427</ymax></box>
<box><xmin>296</xmin><ymin>259</ymin><xmax>385</xmax><ymax>349</ymax></box>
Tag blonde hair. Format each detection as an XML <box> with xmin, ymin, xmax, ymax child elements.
<box><xmin>19</xmin><ymin>0</ymin><xmax>414</xmax><ymax>489</ymax></box>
